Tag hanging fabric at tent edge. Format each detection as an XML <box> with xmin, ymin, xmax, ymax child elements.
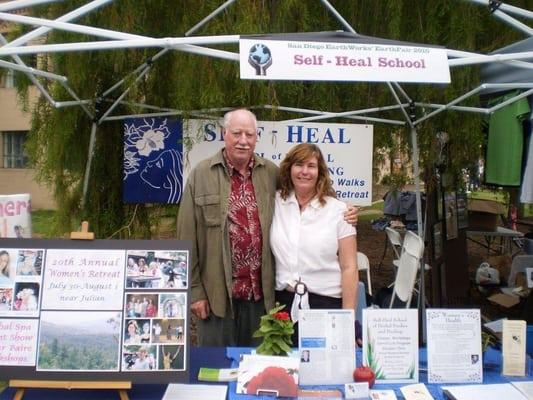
<box><xmin>485</xmin><ymin>91</ymin><xmax>530</xmax><ymax>187</ymax></box>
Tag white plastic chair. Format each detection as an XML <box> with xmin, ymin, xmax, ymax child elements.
<box><xmin>389</xmin><ymin>251</ymin><xmax>419</xmax><ymax>308</ymax></box>
<box><xmin>389</xmin><ymin>231</ymin><xmax>426</xmax><ymax>308</ymax></box>
<box><xmin>357</xmin><ymin>252</ymin><xmax>372</xmax><ymax>297</ymax></box>
<box><xmin>403</xmin><ymin>231</ymin><xmax>424</xmax><ymax>258</ymax></box>
<box><xmin>508</xmin><ymin>255</ymin><xmax>533</xmax><ymax>287</ymax></box>
<box><xmin>385</xmin><ymin>227</ymin><xmax>403</xmax><ymax>263</ymax></box>
<box><xmin>395</xmin><ymin>230</ymin><xmax>431</xmax><ymax>272</ymax></box>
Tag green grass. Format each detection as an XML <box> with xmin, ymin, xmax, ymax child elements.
<box><xmin>359</xmin><ymin>200</ymin><xmax>384</xmax><ymax>222</ymax></box>
<box><xmin>31</xmin><ymin>209</ymin><xmax>56</xmax><ymax>238</ymax></box>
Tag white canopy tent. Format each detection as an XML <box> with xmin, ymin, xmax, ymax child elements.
<box><xmin>1</xmin><ymin>0</ymin><xmax>532</xmax><ymax>326</ymax></box>
<box><xmin>1</xmin><ymin>0</ymin><xmax>531</xmax><ymax>215</ymax></box>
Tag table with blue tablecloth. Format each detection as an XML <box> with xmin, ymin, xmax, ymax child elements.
<box><xmin>225</xmin><ymin>347</ymin><xmax>533</xmax><ymax>400</ymax></box>
<box><xmin>0</xmin><ymin>347</ymin><xmax>531</xmax><ymax>399</ymax></box>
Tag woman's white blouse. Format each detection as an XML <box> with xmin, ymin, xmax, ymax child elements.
<box><xmin>270</xmin><ymin>191</ymin><xmax>356</xmax><ymax>298</ymax></box>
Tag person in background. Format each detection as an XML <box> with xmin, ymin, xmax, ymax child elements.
<box><xmin>140</xmin><ymin>322</ymin><xmax>151</xmax><ymax>343</ymax></box>
<box><xmin>162</xmin><ymin>346</ymin><xmax>181</xmax><ymax>370</ymax></box>
<box><xmin>177</xmin><ymin>109</ymin><xmax>358</xmax><ymax>347</ymax></box>
<box><xmin>14</xmin><ymin>225</ymin><xmax>23</xmax><ymax>238</ymax></box>
<box><xmin>132</xmin><ymin>347</ymin><xmax>152</xmax><ymax>370</ymax></box>
<box><xmin>271</xmin><ymin>143</ymin><xmax>359</xmax><ymax>344</ymax></box>
<box><xmin>124</xmin><ymin>320</ymin><xmax>141</xmax><ymax>344</ymax></box>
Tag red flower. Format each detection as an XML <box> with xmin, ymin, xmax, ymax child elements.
<box><xmin>274</xmin><ymin>311</ymin><xmax>290</xmax><ymax>321</ymax></box>
<box><xmin>246</xmin><ymin>366</ymin><xmax>298</xmax><ymax>397</ymax></box>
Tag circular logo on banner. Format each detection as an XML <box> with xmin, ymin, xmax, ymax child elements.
<box><xmin>248</xmin><ymin>44</ymin><xmax>272</xmax><ymax>76</ymax></box>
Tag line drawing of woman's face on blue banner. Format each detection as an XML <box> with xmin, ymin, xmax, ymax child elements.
<box><xmin>123</xmin><ymin>118</ymin><xmax>183</xmax><ymax>204</ymax></box>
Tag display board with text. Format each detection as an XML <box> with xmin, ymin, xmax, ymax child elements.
<box><xmin>0</xmin><ymin>238</ymin><xmax>191</xmax><ymax>384</ymax></box>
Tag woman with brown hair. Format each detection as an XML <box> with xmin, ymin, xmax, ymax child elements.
<box><xmin>270</xmin><ymin>143</ymin><xmax>358</xmax><ymax>340</ymax></box>
<box><xmin>0</xmin><ymin>251</ymin><xmax>11</xmax><ymax>284</ymax></box>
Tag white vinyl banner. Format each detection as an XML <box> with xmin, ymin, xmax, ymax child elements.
<box><xmin>240</xmin><ymin>38</ymin><xmax>450</xmax><ymax>83</ymax></box>
<box><xmin>0</xmin><ymin>194</ymin><xmax>31</xmax><ymax>238</ymax></box>
<box><xmin>183</xmin><ymin>119</ymin><xmax>373</xmax><ymax>206</ymax></box>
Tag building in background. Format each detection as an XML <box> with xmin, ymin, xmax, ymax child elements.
<box><xmin>0</xmin><ymin>1</ymin><xmax>55</xmax><ymax>210</ymax></box>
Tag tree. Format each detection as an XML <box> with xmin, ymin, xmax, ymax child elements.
<box><xmin>12</xmin><ymin>0</ymin><xmax>529</xmax><ymax>237</ymax></box>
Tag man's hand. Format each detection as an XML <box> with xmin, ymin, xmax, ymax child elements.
<box><xmin>191</xmin><ymin>300</ymin><xmax>210</xmax><ymax>319</ymax></box>
<box><xmin>344</xmin><ymin>205</ymin><xmax>359</xmax><ymax>227</ymax></box>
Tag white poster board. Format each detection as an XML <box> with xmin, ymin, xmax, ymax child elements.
<box><xmin>183</xmin><ymin>119</ymin><xmax>374</xmax><ymax>205</ymax></box>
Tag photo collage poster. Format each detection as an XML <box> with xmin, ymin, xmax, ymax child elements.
<box><xmin>0</xmin><ymin>248</ymin><xmax>43</xmax><ymax>365</ymax></box>
<box><xmin>0</xmin><ymin>242</ymin><xmax>189</xmax><ymax>378</ymax></box>
<box><xmin>122</xmin><ymin>250</ymin><xmax>188</xmax><ymax>372</ymax></box>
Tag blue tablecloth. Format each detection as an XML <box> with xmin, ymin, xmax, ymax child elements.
<box><xmin>226</xmin><ymin>347</ymin><xmax>533</xmax><ymax>400</ymax></box>
<box><xmin>1</xmin><ymin>347</ymin><xmax>531</xmax><ymax>399</ymax></box>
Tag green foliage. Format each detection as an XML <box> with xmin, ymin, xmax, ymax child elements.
<box><xmin>31</xmin><ymin>209</ymin><xmax>57</xmax><ymax>238</ymax></box>
<box><xmin>481</xmin><ymin>331</ymin><xmax>498</xmax><ymax>352</ymax></box>
<box><xmin>253</xmin><ymin>303</ymin><xmax>294</xmax><ymax>356</ymax></box>
<box><xmin>381</xmin><ymin>171</ymin><xmax>411</xmax><ymax>192</ymax></box>
<box><xmin>13</xmin><ymin>0</ymin><xmax>529</xmax><ymax>237</ymax></box>
<box><xmin>38</xmin><ymin>340</ymin><xmax>118</xmax><ymax>370</ymax></box>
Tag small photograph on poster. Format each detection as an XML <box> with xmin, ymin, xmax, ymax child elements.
<box><xmin>159</xmin><ymin>293</ymin><xmax>186</xmax><ymax>319</ymax></box>
<box><xmin>158</xmin><ymin>345</ymin><xmax>184</xmax><ymax>370</ymax></box>
<box><xmin>166</xmin><ymin>319</ymin><xmax>185</xmax><ymax>344</ymax></box>
<box><xmin>12</xmin><ymin>282</ymin><xmax>40</xmax><ymax>315</ymax></box>
<box><xmin>151</xmin><ymin>318</ymin><xmax>185</xmax><ymax>344</ymax></box>
<box><xmin>0</xmin><ymin>288</ymin><xmax>13</xmax><ymax>311</ymax></box>
<box><xmin>122</xmin><ymin>344</ymin><xmax>157</xmax><ymax>371</ymax></box>
<box><xmin>124</xmin><ymin>319</ymin><xmax>151</xmax><ymax>345</ymax></box>
<box><xmin>125</xmin><ymin>293</ymin><xmax>159</xmax><ymax>318</ymax></box>
<box><xmin>37</xmin><ymin>311</ymin><xmax>122</xmax><ymax>371</ymax></box>
<box><xmin>0</xmin><ymin>318</ymin><xmax>39</xmax><ymax>366</ymax></box>
<box><xmin>0</xmin><ymin>249</ymin><xmax>18</xmax><ymax>284</ymax></box>
<box><xmin>444</xmin><ymin>192</ymin><xmax>458</xmax><ymax>240</ymax></box>
<box><xmin>16</xmin><ymin>249</ymin><xmax>44</xmax><ymax>277</ymax></box>
<box><xmin>125</xmin><ymin>250</ymin><xmax>188</xmax><ymax>289</ymax></box>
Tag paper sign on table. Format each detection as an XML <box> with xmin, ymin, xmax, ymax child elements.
<box><xmin>426</xmin><ymin>309</ymin><xmax>482</xmax><ymax>383</ymax></box>
<box><xmin>362</xmin><ymin>308</ymin><xmax>418</xmax><ymax>384</ymax></box>
<box><xmin>298</xmin><ymin>309</ymin><xmax>355</xmax><ymax>385</ymax></box>
<box><xmin>503</xmin><ymin>320</ymin><xmax>527</xmax><ymax>376</ymax></box>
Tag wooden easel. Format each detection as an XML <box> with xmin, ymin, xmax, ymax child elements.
<box><xmin>8</xmin><ymin>223</ymin><xmax>131</xmax><ymax>399</ymax></box>
<box><xmin>70</xmin><ymin>220</ymin><xmax>95</xmax><ymax>240</ymax></box>
<box><xmin>8</xmin><ymin>380</ymin><xmax>131</xmax><ymax>400</ymax></box>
